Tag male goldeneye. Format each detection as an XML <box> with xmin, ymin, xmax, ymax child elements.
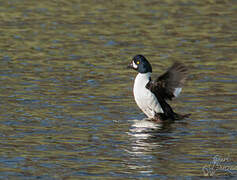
<box><xmin>128</xmin><ymin>54</ymin><xmax>190</xmax><ymax>122</ymax></box>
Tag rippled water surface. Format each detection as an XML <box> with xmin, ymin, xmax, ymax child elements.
<box><xmin>0</xmin><ymin>0</ymin><xmax>237</xmax><ymax>179</ymax></box>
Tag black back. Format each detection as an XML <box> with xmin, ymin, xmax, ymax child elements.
<box><xmin>146</xmin><ymin>61</ymin><xmax>189</xmax><ymax>120</ymax></box>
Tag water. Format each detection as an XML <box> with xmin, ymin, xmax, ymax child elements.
<box><xmin>0</xmin><ymin>0</ymin><xmax>237</xmax><ymax>179</ymax></box>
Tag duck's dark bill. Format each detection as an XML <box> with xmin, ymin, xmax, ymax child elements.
<box><xmin>127</xmin><ymin>63</ymin><xmax>133</xmax><ymax>69</ymax></box>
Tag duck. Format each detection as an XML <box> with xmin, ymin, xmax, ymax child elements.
<box><xmin>127</xmin><ymin>54</ymin><xmax>190</xmax><ymax>122</ymax></box>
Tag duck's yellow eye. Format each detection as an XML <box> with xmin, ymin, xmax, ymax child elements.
<box><xmin>137</xmin><ymin>61</ymin><xmax>140</xmax><ymax>64</ymax></box>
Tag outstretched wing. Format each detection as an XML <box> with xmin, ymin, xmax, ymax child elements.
<box><xmin>146</xmin><ymin>62</ymin><xmax>188</xmax><ymax>101</ymax></box>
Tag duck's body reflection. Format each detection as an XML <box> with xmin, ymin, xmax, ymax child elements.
<box><xmin>126</xmin><ymin>118</ymin><xmax>177</xmax><ymax>157</ymax></box>
<box><xmin>128</xmin><ymin>118</ymin><xmax>174</xmax><ymax>139</ymax></box>
<box><xmin>125</xmin><ymin>118</ymin><xmax>178</xmax><ymax>175</ymax></box>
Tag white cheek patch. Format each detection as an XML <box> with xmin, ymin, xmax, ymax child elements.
<box><xmin>132</xmin><ymin>61</ymin><xmax>138</xmax><ymax>69</ymax></box>
<box><xmin>174</xmin><ymin>88</ymin><xmax>182</xmax><ymax>97</ymax></box>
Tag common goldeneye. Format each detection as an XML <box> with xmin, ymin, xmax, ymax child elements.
<box><xmin>128</xmin><ymin>55</ymin><xmax>190</xmax><ymax>122</ymax></box>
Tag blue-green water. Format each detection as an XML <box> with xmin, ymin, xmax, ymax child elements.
<box><xmin>0</xmin><ymin>0</ymin><xmax>237</xmax><ymax>179</ymax></box>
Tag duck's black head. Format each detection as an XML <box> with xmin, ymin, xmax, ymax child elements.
<box><xmin>128</xmin><ymin>55</ymin><xmax>152</xmax><ymax>73</ymax></box>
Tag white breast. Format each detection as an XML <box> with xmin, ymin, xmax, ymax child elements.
<box><xmin>133</xmin><ymin>73</ymin><xmax>164</xmax><ymax>118</ymax></box>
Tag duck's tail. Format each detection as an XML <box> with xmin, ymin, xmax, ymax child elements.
<box><xmin>152</xmin><ymin>112</ymin><xmax>190</xmax><ymax>123</ymax></box>
<box><xmin>173</xmin><ymin>113</ymin><xmax>191</xmax><ymax>120</ymax></box>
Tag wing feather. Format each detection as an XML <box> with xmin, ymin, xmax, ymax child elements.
<box><xmin>146</xmin><ymin>62</ymin><xmax>188</xmax><ymax>101</ymax></box>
